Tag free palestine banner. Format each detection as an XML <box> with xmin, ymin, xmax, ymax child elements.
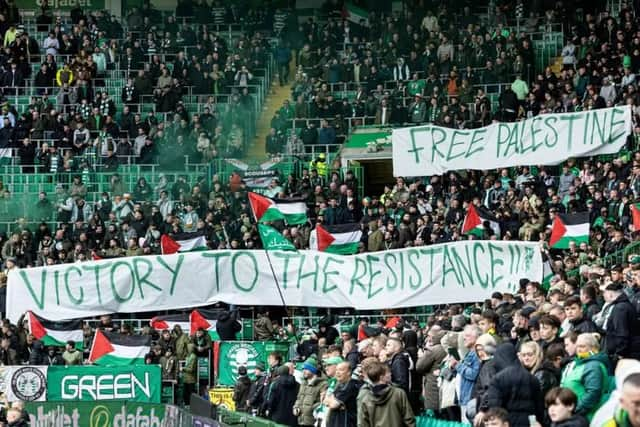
<box><xmin>392</xmin><ymin>105</ymin><xmax>632</xmax><ymax>176</ymax></box>
<box><xmin>7</xmin><ymin>241</ymin><xmax>542</xmax><ymax>321</ymax></box>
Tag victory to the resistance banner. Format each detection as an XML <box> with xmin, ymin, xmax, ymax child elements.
<box><xmin>392</xmin><ymin>105</ymin><xmax>632</xmax><ymax>176</ymax></box>
<box><xmin>7</xmin><ymin>241</ymin><xmax>543</xmax><ymax>321</ymax></box>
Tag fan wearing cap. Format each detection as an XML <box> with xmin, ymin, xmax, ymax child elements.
<box><xmin>313</xmin><ymin>356</ymin><xmax>343</xmax><ymax>424</ymax></box>
<box><xmin>233</xmin><ymin>365</ymin><xmax>252</xmax><ymax>412</ymax></box>
<box><xmin>293</xmin><ymin>356</ymin><xmax>327</xmax><ymax>427</ymax></box>
<box><xmin>602</xmin><ymin>281</ymin><xmax>640</xmax><ymax>361</ymax></box>
<box><xmin>248</xmin><ymin>361</ymin><xmax>268</xmax><ymax>415</ymax></box>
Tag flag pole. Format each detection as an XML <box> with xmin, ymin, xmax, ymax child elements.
<box><xmin>248</xmin><ymin>193</ymin><xmax>299</xmax><ymax>346</ymax></box>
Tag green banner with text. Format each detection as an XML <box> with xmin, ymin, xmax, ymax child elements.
<box><xmin>46</xmin><ymin>365</ymin><xmax>162</xmax><ymax>403</ymax></box>
<box><xmin>17</xmin><ymin>0</ymin><xmax>106</xmax><ymax>11</ymax></box>
<box><xmin>25</xmin><ymin>400</ymin><xmax>183</xmax><ymax>427</ymax></box>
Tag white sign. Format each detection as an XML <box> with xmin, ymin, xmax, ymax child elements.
<box><xmin>392</xmin><ymin>106</ymin><xmax>632</xmax><ymax>176</ymax></box>
<box><xmin>7</xmin><ymin>241</ymin><xmax>543</xmax><ymax>321</ymax></box>
<box><xmin>0</xmin><ymin>366</ymin><xmax>48</xmax><ymax>402</ymax></box>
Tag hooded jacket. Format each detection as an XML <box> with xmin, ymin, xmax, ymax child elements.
<box><xmin>233</xmin><ymin>374</ymin><xmax>252</xmax><ymax>412</ymax></box>
<box><xmin>294</xmin><ymin>375</ymin><xmax>327</xmax><ymax>426</ymax></box>
<box><xmin>266</xmin><ymin>369</ymin><xmax>299</xmax><ymax>426</ymax></box>
<box><xmin>604</xmin><ymin>293</ymin><xmax>640</xmax><ymax>360</ymax></box>
<box><xmin>560</xmin><ymin>352</ymin><xmax>611</xmax><ymax>420</ymax></box>
<box><xmin>216</xmin><ymin>311</ymin><xmax>242</xmax><ymax>341</ymax></box>
<box><xmin>357</xmin><ymin>383</ymin><xmax>416</xmax><ymax>427</ymax></box>
<box><xmin>415</xmin><ymin>330</ymin><xmax>447</xmax><ymax>410</ymax></box>
<box><xmin>482</xmin><ymin>343</ymin><xmax>545</xmax><ymax>426</ymax></box>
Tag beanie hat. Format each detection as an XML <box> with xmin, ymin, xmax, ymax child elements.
<box><xmin>475</xmin><ymin>333</ymin><xmax>497</xmax><ymax>356</ymax></box>
<box><xmin>238</xmin><ymin>365</ymin><xmax>248</xmax><ymax>376</ymax></box>
<box><xmin>324</xmin><ymin>356</ymin><xmax>344</xmax><ymax>366</ymax></box>
<box><xmin>302</xmin><ymin>357</ymin><xmax>320</xmax><ymax>375</ymax></box>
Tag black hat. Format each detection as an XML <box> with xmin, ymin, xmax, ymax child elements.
<box><xmin>605</xmin><ymin>282</ymin><xmax>624</xmax><ymax>291</ymax></box>
<box><xmin>611</xmin><ymin>265</ymin><xmax>623</xmax><ymax>273</ymax></box>
<box><xmin>520</xmin><ymin>306</ymin><xmax>536</xmax><ymax>319</ymax></box>
<box><xmin>491</xmin><ymin>292</ymin><xmax>503</xmax><ymax>300</ymax></box>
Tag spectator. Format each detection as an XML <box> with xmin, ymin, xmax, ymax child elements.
<box><xmin>560</xmin><ymin>333</ymin><xmax>611</xmax><ymax>420</ymax></box>
<box><xmin>325</xmin><ymin>361</ymin><xmax>360</xmax><ymax>427</ymax></box>
<box><xmin>233</xmin><ymin>366</ymin><xmax>252</xmax><ymax>413</ymax></box>
<box><xmin>62</xmin><ymin>340</ymin><xmax>82</xmax><ymax>365</ymax></box>
<box><xmin>265</xmin><ymin>365</ymin><xmax>298</xmax><ymax>426</ymax></box>
<box><xmin>358</xmin><ymin>360</ymin><xmax>415</xmax><ymax>427</ymax></box>
<box><xmin>294</xmin><ymin>356</ymin><xmax>327</xmax><ymax>427</ymax></box>
<box><xmin>476</xmin><ymin>343</ymin><xmax>545</xmax><ymax>426</ymax></box>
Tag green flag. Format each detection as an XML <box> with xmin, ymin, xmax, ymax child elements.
<box><xmin>258</xmin><ymin>224</ymin><xmax>296</xmax><ymax>251</ymax></box>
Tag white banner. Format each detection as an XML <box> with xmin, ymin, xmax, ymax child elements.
<box><xmin>392</xmin><ymin>106</ymin><xmax>632</xmax><ymax>176</ymax></box>
<box><xmin>0</xmin><ymin>366</ymin><xmax>48</xmax><ymax>402</ymax></box>
<box><xmin>7</xmin><ymin>241</ymin><xmax>543</xmax><ymax>321</ymax></box>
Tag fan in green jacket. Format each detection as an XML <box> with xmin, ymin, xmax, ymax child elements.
<box><xmin>560</xmin><ymin>334</ymin><xmax>613</xmax><ymax>421</ymax></box>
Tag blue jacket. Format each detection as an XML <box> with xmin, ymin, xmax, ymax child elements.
<box><xmin>318</xmin><ymin>126</ymin><xmax>336</xmax><ymax>145</ymax></box>
<box><xmin>456</xmin><ymin>350</ymin><xmax>480</xmax><ymax>406</ymax></box>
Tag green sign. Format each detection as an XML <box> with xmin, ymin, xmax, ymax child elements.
<box><xmin>17</xmin><ymin>0</ymin><xmax>106</xmax><ymax>10</ymax></box>
<box><xmin>217</xmin><ymin>341</ymin><xmax>290</xmax><ymax>386</ymax></box>
<box><xmin>47</xmin><ymin>365</ymin><xmax>162</xmax><ymax>403</ymax></box>
<box><xmin>25</xmin><ymin>400</ymin><xmax>180</xmax><ymax>427</ymax></box>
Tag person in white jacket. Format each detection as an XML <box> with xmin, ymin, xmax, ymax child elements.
<box><xmin>599</xmin><ymin>76</ymin><xmax>617</xmax><ymax>105</ymax></box>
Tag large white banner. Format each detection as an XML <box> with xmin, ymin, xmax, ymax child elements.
<box><xmin>7</xmin><ymin>241</ymin><xmax>543</xmax><ymax>321</ymax></box>
<box><xmin>392</xmin><ymin>106</ymin><xmax>632</xmax><ymax>176</ymax></box>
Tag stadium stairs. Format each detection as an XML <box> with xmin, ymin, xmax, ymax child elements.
<box><xmin>249</xmin><ymin>54</ymin><xmax>297</xmax><ymax>160</ymax></box>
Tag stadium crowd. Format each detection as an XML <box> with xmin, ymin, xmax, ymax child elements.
<box><xmin>1</xmin><ymin>0</ymin><xmax>640</xmax><ymax>426</ymax></box>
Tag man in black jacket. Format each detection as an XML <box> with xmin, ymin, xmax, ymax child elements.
<box><xmin>604</xmin><ymin>282</ymin><xmax>640</xmax><ymax>361</ymax></box>
<box><xmin>266</xmin><ymin>365</ymin><xmax>299</xmax><ymax>426</ymax></box>
<box><xmin>564</xmin><ymin>296</ymin><xmax>598</xmax><ymax>335</ymax></box>
<box><xmin>476</xmin><ymin>343</ymin><xmax>545</xmax><ymax>426</ymax></box>
<box><xmin>384</xmin><ymin>337</ymin><xmax>411</xmax><ymax>395</ymax></box>
<box><xmin>215</xmin><ymin>309</ymin><xmax>241</xmax><ymax>341</ymax></box>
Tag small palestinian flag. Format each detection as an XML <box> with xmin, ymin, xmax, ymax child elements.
<box><xmin>248</xmin><ymin>192</ymin><xmax>308</xmax><ymax>225</ymax></box>
<box><xmin>89</xmin><ymin>330</ymin><xmax>150</xmax><ymax>365</ymax></box>
<box><xmin>190</xmin><ymin>309</ymin><xmax>217</xmax><ymax>336</ymax></box>
<box><xmin>258</xmin><ymin>224</ymin><xmax>296</xmax><ymax>251</ymax></box>
<box><xmin>309</xmin><ymin>223</ymin><xmax>362</xmax><ymax>254</ymax></box>
<box><xmin>549</xmin><ymin>212</ymin><xmax>590</xmax><ymax>249</ymax></box>
<box><xmin>342</xmin><ymin>2</ymin><xmax>369</xmax><ymax>26</ymax></box>
<box><xmin>632</xmin><ymin>203</ymin><xmax>640</xmax><ymax>231</ymax></box>
<box><xmin>160</xmin><ymin>232</ymin><xmax>208</xmax><ymax>255</ymax></box>
<box><xmin>149</xmin><ymin>313</ymin><xmax>190</xmax><ymax>333</ymax></box>
<box><xmin>27</xmin><ymin>311</ymin><xmax>83</xmax><ymax>349</ymax></box>
<box><xmin>462</xmin><ymin>204</ymin><xmax>501</xmax><ymax>237</ymax></box>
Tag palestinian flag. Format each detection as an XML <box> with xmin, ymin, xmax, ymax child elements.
<box><xmin>342</xmin><ymin>2</ymin><xmax>369</xmax><ymax>26</ymax></box>
<box><xmin>309</xmin><ymin>223</ymin><xmax>362</xmax><ymax>254</ymax></box>
<box><xmin>160</xmin><ymin>232</ymin><xmax>208</xmax><ymax>255</ymax></box>
<box><xmin>27</xmin><ymin>311</ymin><xmax>83</xmax><ymax>349</ymax></box>
<box><xmin>149</xmin><ymin>313</ymin><xmax>190</xmax><ymax>332</ymax></box>
<box><xmin>632</xmin><ymin>203</ymin><xmax>640</xmax><ymax>232</ymax></box>
<box><xmin>462</xmin><ymin>204</ymin><xmax>501</xmax><ymax>237</ymax></box>
<box><xmin>248</xmin><ymin>192</ymin><xmax>308</xmax><ymax>225</ymax></box>
<box><xmin>191</xmin><ymin>309</ymin><xmax>243</xmax><ymax>341</ymax></box>
<box><xmin>258</xmin><ymin>224</ymin><xmax>296</xmax><ymax>251</ymax></box>
<box><xmin>549</xmin><ymin>212</ymin><xmax>590</xmax><ymax>249</ymax></box>
<box><xmin>89</xmin><ymin>330</ymin><xmax>150</xmax><ymax>365</ymax></box>
<box><xmin>190</xmin><ymin>309</ymin><xmax>217</xmax><ymax>336</ymax></box>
